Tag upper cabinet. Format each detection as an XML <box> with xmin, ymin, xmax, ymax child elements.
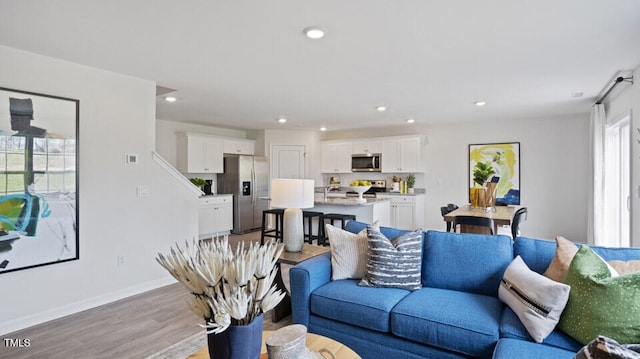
<box><xmin>321</xmin><ymin>141</ymin><xmax>352</xmax><ymax>173</ymax></box>
<box><xmin>352</xmin><ymin>140</ymin><xmax>381</xmax><ymax>154</ymax></box>
<box><xmin>177</xmin><ymin>133</ymin><xmax>224</xmax><ymax>173</ymax></box>
<box><xmin>381</xmin><ymin>136</ymin><xmax>423</xmax><ymax>173</ymax></box>
<box><xmin>223</xmin><ymin>138</ymin><xmax>255</xmax><ymax>155</ymax></box>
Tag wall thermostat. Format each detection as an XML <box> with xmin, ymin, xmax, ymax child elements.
<box><xmin>126</xmin><ymin>154</ymin><xmax>138</xmax><ymax>164</ymax></box>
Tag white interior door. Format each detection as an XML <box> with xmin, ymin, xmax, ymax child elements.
<box><xmin>271</xmin><ymin>145</ymin><xmax>305</xmax><ymax>179</ymax></box>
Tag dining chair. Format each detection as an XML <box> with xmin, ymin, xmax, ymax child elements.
<box><xmin>511</xmin><ymin>207</ymin><xmax>528</xmax><ymax>239</ymax></box>
<box><xmin>452</xmin><ymin>215</ymin><xmax>495</xmax><ymax>235</ymax></box>
<box><xmin>440</xmin><ymin>203</ymin><xmax>459</xmax><ymax>232</ymax></box>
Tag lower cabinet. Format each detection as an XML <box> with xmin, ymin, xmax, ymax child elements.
<box><xmin>378</xmin><ymin>194</ymin><xmax>425</xmax><ymax>230</ymax></box>
<box><xmin>199</xmin><ymin>195</ymin><xmax>233</xmax><ymax>238</ymax></box>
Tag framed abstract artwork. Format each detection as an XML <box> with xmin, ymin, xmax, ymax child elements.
<box><xmin>469</xmin><ymin>142</ymin><xmax>520</xmax><ymax>205</ymax></box>
<box><xmin>0</xmin><ymin>87</ymin><xmax>79</xmax><ymax>274</ymax></box>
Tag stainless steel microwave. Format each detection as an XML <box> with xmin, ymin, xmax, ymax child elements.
<box><xmin>351</xmin><ymin>153</ymin><xmax>381</xmax><ymax>172</ymax></box>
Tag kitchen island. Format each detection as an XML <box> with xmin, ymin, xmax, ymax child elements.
<box><xmin>311</xmin><ymin>197</ymin><xmax>391</xmax><ymax>227</ymax></box>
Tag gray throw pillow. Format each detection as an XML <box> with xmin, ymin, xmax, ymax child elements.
<box><xmin>574</xmin><ymin>335</ymin><xmax>640</xmax><ymax>359</ymax></box>
<box><xmin>358</xmin><ymin>225</ymin><xmax>422</xmax><ymax>291</ymax></box>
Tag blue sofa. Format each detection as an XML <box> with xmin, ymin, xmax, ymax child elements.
<box><xmin>289</xmin><ymin>220</ymin><xmax>640</xmax><ymax>359</ymax></box>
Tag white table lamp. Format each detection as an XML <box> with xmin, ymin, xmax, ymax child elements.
<box><xmin>270</xmin><ymin>179</ymin><xmax>315</xmax><ymax>252</ymax></box>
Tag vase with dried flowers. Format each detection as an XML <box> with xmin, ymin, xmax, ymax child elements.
<box><xmin>156</xmin><ymin>237</ymin><xmax>285</xmax><ymax>359</ymax></box>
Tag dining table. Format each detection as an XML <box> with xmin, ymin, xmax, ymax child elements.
<box><xmin>443</xmin><ymin>204</ymin><xmax>515</xmax><ymax>235</ymax></box>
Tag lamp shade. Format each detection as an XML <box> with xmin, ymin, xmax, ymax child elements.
<box><xmin>270</xmin><ymin>179</ymin><xmax>315</xmax><ymax>209</ymax></box>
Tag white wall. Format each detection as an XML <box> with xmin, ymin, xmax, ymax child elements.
<box><xmin>422</xmin><ymin>115</ymin><xmax>589</xmax><ymax>241</ymax></box>
<box><xmin>0</xmin><ymin>46</ymin><xmax>200</xmax><ymax>335</ymax></box>
<box><xmin>323</xmin><ymin>114</ymin><xmax>590</xmax><ymax>241</ymax></box>
<box><xmin>605</xmin><ymin>64</ymin><xmax>640</xmax><ymax>247</ymax></box>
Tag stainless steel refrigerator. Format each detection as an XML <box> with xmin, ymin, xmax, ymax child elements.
<box><xmin>217</xmin><ymin>155</ymin><xmax>269</xmax><ymax>233</ymax></box>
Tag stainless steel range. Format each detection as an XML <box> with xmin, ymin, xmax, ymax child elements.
<box><xmin>346</xmin><ymin>180</ymin><xmax>386</xmax><ymax>198</ymax></box>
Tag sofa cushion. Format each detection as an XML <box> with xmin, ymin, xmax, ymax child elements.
<box><xmin>513</xmin><ymin>236</ymin><xmax>557</xmax><ymax>274</ymax></box>
<box><xmin>359</xmin><ymin>226</ymin><xmax>423</xmax><ymax>291</ymax></box>
<box><xmin>344</xmin><ymin>219</ymin><xmax>409</xmax><ymax>239</ymax></box>
<box><xmin>310</xmin><ymin>279</ymin><xmax>409</xmax><ymax>333</ymax></box>
<box><xmin>326</xmin><ymin>222</ymin><xmax>378</xmax><ymax>280</ymax></box>
<box><xmin>499</xmin><ymin>300</ymin><xmax>584</xmax><ymax>352</ymax></box>
<box><xmin>558</xmin><ymin>245</ymin><xmax>640</xmax><ymax>345</ymax></box>
<box><xmin>498</xmin><ymin>256</ymin><xmax>570</xmax><ymax>343</ymax></box>
<box><xmin>516</xmin><ymin>236</ymin><xmax>640</xmax><ymax>276</ymax></box>
<box><xmin>574</xmin><ymin>335</ymin><xmax>640</xmax><ymax>359</ymax></box>
<box><xmin>493</xmin><ymin>338</ymin><xmax>576</xmax><ymax>359</ymax></box>
<box><xmin>543</xmin><ymin>236</ymin><xmax>579</xmax><ymax>282</ymax></box>
<box><xmin>422</xmin><ymin>230</ymin><xmax>513</xmax><ymax>297</ymax></box>
<box><xmin>391</xmin><ymin>287</ymin><xmax>502</xmax><ymax>358</ymax></box>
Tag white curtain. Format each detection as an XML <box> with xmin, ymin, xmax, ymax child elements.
<box><xmin>588</xmin><ymin>104</ymin><xmax>606</xmax><ymax>245</ymax></box>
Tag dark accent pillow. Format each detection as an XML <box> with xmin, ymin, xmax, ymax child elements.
<box><xmin>358</xmin><ymin>225</ymin><xmax>422</xmax><ymax>291</ymax></box>
<box><xmin>574</xmin><ymin>336</ymin><xmax>640</xmax><ymax>359</ymax></box>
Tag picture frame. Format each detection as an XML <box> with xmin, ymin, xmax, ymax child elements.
<box><xmin>468</xmin><ymin>142</ymin><xmax>520</xmax><ymax>205</ymax></box>
<box><xmin>0</xmin><ymin>87</ymin><xmax>79</xmax><ymax>274</ymax></box>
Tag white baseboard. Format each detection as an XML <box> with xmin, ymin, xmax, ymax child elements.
<box><xmin>0</xmin><ymin>277</ymin><xmax>177</xmax><ymax>336</ymax></box>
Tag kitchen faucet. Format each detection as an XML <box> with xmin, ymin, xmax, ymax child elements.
<box><xmin>324</xmin><ymin>185</ymin><xmax>331</xmax><ymax>201</ymax></box>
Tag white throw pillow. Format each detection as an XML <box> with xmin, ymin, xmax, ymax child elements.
<box><xmin>326</xmin><ymin>222</ymin><xmax>378</xmax><ymax>280</ymax></box>
<box><xmin>498</xmin><ymin>256</ymin><xmax>571</xmax><ymax>343</ymax></box>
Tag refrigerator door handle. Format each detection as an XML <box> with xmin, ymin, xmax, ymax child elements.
<box><xmin>251</xmin><ymin>165</ymin><xmax>256</xmax><ymax>207</ymax></box>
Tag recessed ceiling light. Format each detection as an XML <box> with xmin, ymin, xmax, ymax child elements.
<box><xmin>406</xmin><ymin>119</ymin><xmax>415</xmax><ymax>124</ymax></box>
<box><xmin>375</xmin><ymin>106</ymin><xmax>387</xmax><ymax>112</ymax></box>
<box><xmin>165</xmin><ymin>96</ymin><xmax>177</xmax><ymax>103</ymax></box>
<box><xmin>278</xmin><ymin>118</ymin><xmax>287</xmax><ymax>124</ymax></box>
<box><xmin>474</xmin><ymin>101</ymin><xmax>487</xmax><ymax>107</ymax></box>
<box><xmin>320</xmin><ymin>126</ymin><xmax>327</xmax><ymax>131</ymax></box>
<box><xmin>303</xmin><ymin>26</ymin><xmax>325</xmax><ymax>39</ymax></box>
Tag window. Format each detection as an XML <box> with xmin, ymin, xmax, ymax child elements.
<box><xmin>603</xmin><ymin>115</ymin><xmax>630</xmax><ymax>247</ymax></box>
<box><xmin>0</xmin><ymin>135</ymin><xmax>76</xmax><ymax>195</ymax></box>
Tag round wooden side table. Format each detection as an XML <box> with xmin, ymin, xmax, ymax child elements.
<box><xmin>187</xmin><ymin>330</ymin><xmax>361</xmax><ymax>359</ymax></box>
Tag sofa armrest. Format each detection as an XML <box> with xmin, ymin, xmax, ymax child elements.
<box><xmin>290</xmin><ymin>252</ymin><xmax>332</xmax><ymax>327</ymax></box>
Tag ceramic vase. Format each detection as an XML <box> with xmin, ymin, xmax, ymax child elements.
<box><xmin>207</xmin><ymin>314</ymin><xmax>263</xmax><ymax>359</ymax></box>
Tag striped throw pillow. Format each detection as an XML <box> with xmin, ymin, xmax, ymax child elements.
<box><xmin>359</xmin><ymin>226</ymin><xmax>423</xmax><ymax>291</ymax></box>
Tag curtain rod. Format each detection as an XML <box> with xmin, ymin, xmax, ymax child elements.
<box><xmin>595</xmin><ymin>76</ymin><xmax>634</xmax><ymax>105</ymax></box>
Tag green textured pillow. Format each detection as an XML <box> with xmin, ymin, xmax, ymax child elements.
<box><xmin>558</xmin><ymin>245</ymin><xmax>640</xmax><ymax>345</ymax></box>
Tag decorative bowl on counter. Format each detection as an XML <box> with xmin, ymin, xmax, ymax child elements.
<box><xmin>349</xmin><ymin>185</ymin><xmax>371</xmax><ymax>203</ymax></box>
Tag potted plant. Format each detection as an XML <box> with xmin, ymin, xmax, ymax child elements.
<box><xmin>470</xmin><ymin>162</ymin><xmax>495</xmax><ymax>208</ymax></box>
<box><xmin>156</xmin><ymin>238</ymin><xmax>285</xmax><ymax>359</ymax></box>
<box><xmin>406</xmin><ymin>173</ymin><xmax>415</xmax><ymax>194</ymax></box>
<box><xmin>189</xmin><ymin>177</ymin><xmax>207</xmax><ymax>191</ymax></box>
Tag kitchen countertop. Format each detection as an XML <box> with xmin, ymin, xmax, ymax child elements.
<box><xmin>199</xmin><ymin>193</ymin><xmax>233</xmax><ymax>198</ymax></box>
<box><xmin>313</xmin><ymin>197</ymin><xmax>390</xmax><ymax>206</ymax></box>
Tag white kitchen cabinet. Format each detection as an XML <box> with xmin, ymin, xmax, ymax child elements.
<box><xmin>199</xmin><ymin>195</ymin><xmax>233</xmax><ymax>238</ymax></box>
<box><xmin>381</xmin><ymin>136</ymin><xmax>423</xmax><ymax>173</ymax></box>
<box><xmin>377</xmin><ymin>194</ymin><xmax>425</xmax><ymax>230</ymax></box>
<box><xmin>223</xmin><ymin>138</ymin><xmax>255</xmax><ymax>155</ymax></box>
<box><xmin>352</xmin><ymin>140</ymin><xmax>381</xmax><ymax>154</ymax></box>
<box><xmin>321</xmin><ymin>141</ymin><xmax>352</xmax><ymax>173</ymax></box>
<box><xmin>177</xmin><ymin>133</ymin><xmax>224</xmax><ymax>173</ymax></box>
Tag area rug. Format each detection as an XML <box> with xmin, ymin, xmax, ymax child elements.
<box><xmin>145</xmin><ymin>332</ymin><xmax>206</xmax><ymax>359</ymax></box>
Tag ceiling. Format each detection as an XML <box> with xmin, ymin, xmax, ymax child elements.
<box><xmin>1</xmin><ymin>1</ymin><xmax>639</xmax><ymax>132</ymax></box>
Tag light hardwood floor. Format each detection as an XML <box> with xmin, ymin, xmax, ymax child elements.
<box><xmin>0</xmin><ymin>231</ymin><xmax>292</xmax><ymax>359</ymax></box>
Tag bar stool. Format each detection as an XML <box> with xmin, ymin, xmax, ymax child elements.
<box><xmin>261</xmin><ymin>209</ymin><xmax>284</xmax><ymax>244</ymax></box>
<box><xmin>319</xmin><ymin>213</ymin><xmax>356</xmax><ymax>246</ymax></box>
<box><xmin>302</xmin><ymin>211</ymin><xmax>323</xmax><ymax>245</ymax></box>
